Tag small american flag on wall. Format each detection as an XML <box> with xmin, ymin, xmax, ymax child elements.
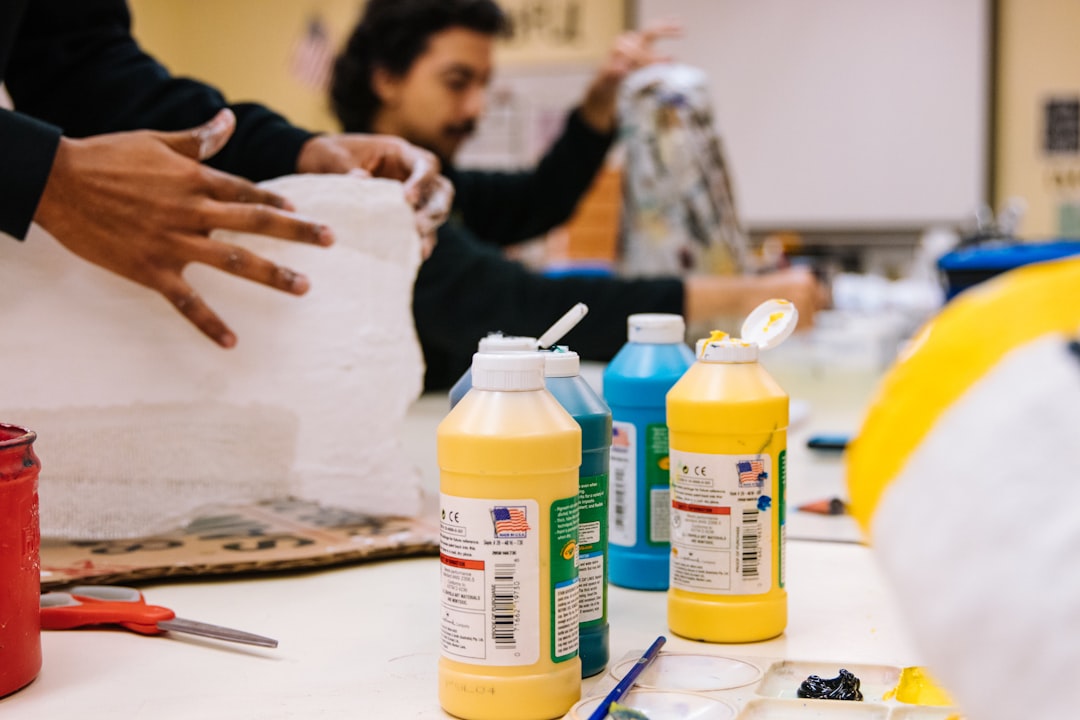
<box><xmin>289</xmin><ymin>16</ymin><xmax>334</xmax><ymax>91</ymax></box>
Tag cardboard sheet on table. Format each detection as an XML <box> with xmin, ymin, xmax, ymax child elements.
<box><xmin>39</xmin><ymin>498</ymin><xmax>439</xmax><ymax>589</ymax></box>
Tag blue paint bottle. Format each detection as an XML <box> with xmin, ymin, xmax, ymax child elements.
<box><xmin>544</xmin><ymin>347</ymin><xmax>612</xmax><ymax>678</ymax></box>
<box><xmin>603</xmin><ymin>314</ymin><xmax>694</xmax><ymax>590</ymax></box>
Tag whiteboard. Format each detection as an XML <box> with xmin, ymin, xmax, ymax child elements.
<box><xmin>636</xmin><ymin>0</ymin><xmax>990</xmax><ymax>229</ymax></box>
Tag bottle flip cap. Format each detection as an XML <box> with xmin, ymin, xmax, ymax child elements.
<box><xmin>544</xmin><ymin>346</ymin><xmax>580</xmax><ymax>378</ymax></box>
<box><xmin>471</xmin><ymin>352</ymin><xmax>546</xmax><ymax>391</ymax></box>
<box><xmin>699</xmin><ymin>299</ymin><xmax>798</xmax><ymax>362</ymax></box>
<box><xmin>628</xmin><ymin>313</ymin><xmax>685</xmax><ymax>344</ymax></box>
<box><xmin>475</xmin><ymin>303</ymin><xmax>589</xmax><ymax>354</ymax></box>
<box><xmin>537</xmin><ymin>303</ymin><xmax>589</xmax><ymax>349</ymax></box>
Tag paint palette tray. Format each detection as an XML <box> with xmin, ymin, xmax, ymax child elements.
<box><xmin>566</xmin><ymin>653</ymin><xmax>964</xmax><ymax>720</ymax></box>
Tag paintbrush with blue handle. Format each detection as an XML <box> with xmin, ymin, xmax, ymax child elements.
<box><xmin>585</xmin><ymin>635</ymin><xmax>667</xmax><ymax>720</ymax></box>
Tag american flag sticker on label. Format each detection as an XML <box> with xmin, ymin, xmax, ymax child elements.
<box><xmin>492</xmin><ymin>506</ymin><xmax>530</xmax><ymax>538</ymax></box>
<box><xmin>737</xmin><ymin>459</ymin><xmax>767</xmax><ymax>487</ymax></box>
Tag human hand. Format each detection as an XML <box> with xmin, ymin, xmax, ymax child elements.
<box><xmin>296</xmin><ymin>133</ymin><xmax>452</xmax><ymax>257</ymax></box>
<box><xmin>33</xmin><ymin>109</ymin><xmax>332</xmax><ymax>348</ymax></box>
<box><xmin>580</xmin><ymin>20</ymin><xmax>682</xmax><ymax>133</ymax></box>
<box><xmin>685</xmin><ymin>266</ymin><xmax>829</xmax><ymax>328</ymax></box>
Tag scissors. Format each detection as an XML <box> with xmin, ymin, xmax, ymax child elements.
<box><xmin>40</xmin><ymin>585</ymin><xmax>278</xmax><ymax>648</ymax></box>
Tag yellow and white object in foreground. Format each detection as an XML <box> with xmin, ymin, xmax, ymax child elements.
<box><xmin>667</xmin><ymin>299</ymin><xmax>797</xmax><ymax>643</ymax></box>
<box><xmin>847</xmin><ymin>257</ymin><xmax>1080</xmax><ymax>720</ymax></box>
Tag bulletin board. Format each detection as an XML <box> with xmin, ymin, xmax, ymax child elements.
<box><xmin>457</xmin><ymin>0</ymin><xmax>629</xmax><ymax>169</ymax></box>
<box><xmin>631</xmin><ymin>0</ymin><xmax>992</xmax><ymax>230</ymax></box>
<box><xmin>494</xmin><ymin>0</ymin><xmax>627</xmax><ymax>66</ymax></box>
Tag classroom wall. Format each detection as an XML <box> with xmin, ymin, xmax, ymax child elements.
<box><xmin>995</xmin><ymin>0</ymin><xmax>1080</xmax><ymax>238</ymax></box>
<box><xmin>132</xmin><ymin>0</ymin><xmax>1045</xmax><ymax>241</ymax></box>
<box><xmin>635</xmin><ymin>0</ymin><xmax>990</xmax><ymax>232</ymax></box>
<box><xmin>127</xmin><ymin>0</ymin><xmax>364</xmax><ymax>133</ymax></box>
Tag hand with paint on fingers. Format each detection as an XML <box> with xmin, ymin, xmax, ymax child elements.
<box><xmin>33</xmin><ymin>109</ymin><xmax>332</xmax><ymax>348</ymax></box>
<box><xmin>580</xmin><ymin>20</ymin><xmax>683</xmax><ymax>134</ymax></box>
<box><xmin>296</xmin><ymin>133</ymin><xmax>452</xmax><ymax>257</ymax></box>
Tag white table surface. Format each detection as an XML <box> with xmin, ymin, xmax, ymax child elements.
<box><xmin>2</xmin><ymin>362</ymin><xmax>920</xmax><ymax>719</ymax></box>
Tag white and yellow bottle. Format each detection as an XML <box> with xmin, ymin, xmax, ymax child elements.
<box><xmin>438</xmin><ymin>352</ymin><xmax>582</xmax><ymax>720</ymax></box>
<box><xmin>666</xmin><ymin>300</ymin><xmax>797</xmax><ymax>643</ymax></box>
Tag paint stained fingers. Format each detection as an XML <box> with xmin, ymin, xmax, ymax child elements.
<box><xmin>204</xmin><ymin>243</ymin><xmax>311</xmax><ymax>296</ymax></box>
<box><xmin>414</xmin><ymin>175</ymin><xmax>454</xmax><ymax>234</ymax></box>
<box><xmin>205</xmin><ymin>202</ymin><xmax>335</xmax><ymax>247</ymax></box>
<box><xmin>163</xmin><ymin>282</ymin><xmax>236</xmax><ymax>348</ymax></box>
<box><xmin>204</xmin><ymin>168</ymin><xmax>296</xmax><ymax>211</ymax></box>
<box><xmin>401</xmin><ymin>148</ymin><xmax>442</xmax><ymax>207</ymax></box>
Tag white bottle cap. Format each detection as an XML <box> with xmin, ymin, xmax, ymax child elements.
<box><xmin>698</xmin><ymin>299</ymin><xmax>799</xmax><ymax>364</ymax></box>
<box><xmin>474</xmin><ymin>303</ymin><xmax>589</xmax><ymax>355</ymax></box>
<box><xmin>544</xmin><ymin>347</ymin><xmax>580</xmax><ymax>378</ymax></box>
<box><xmin>477</xmin><ymin>334</ymin><xmax>537</xmax><ymax>353</ymax></box>
<box><xmin>627</xmin><ymin>313</ymin><xmax>686</xmax><ymax>344</ymax></box>
<box><xmin>740</xmin><ymin>299</ymin><xmax>799</xmax><ymax>351</ymax></box>
<box><xmin>472</xmin><ymin>352</ymin><xmax>546</xmax><ymax>391</ymax></box>
<box><xmin>537</xmin><ymin>303</ymin><xmax>589</xmax><ymax>349</ymax></box>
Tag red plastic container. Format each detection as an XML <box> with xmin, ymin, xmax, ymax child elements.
<box><xmin>0</xmin><ymin>425</ymin><xmax>41</xmax><ymax>697</ymax></box>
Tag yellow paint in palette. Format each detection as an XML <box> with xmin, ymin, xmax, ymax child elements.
<box><xmin>883</xmin><ymin>666</ymin><xmax>955</xmax><ymax>706</ymax></box>
<box><xmin>608</xmin><ymin>702</ymin><xmax>650</xmax><ymax>719</ymax></box>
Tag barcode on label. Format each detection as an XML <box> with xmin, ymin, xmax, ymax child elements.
<box><xmin>741</xmin><ymin>509</ymin><xmax>760</xmax><ymax>580</ymax></box>
<box><xmin>612</xmin><ymin>465</ymin><xmax>627</xmax><ymax>534</ymax></box>
<box><xmin>492</xmin><ymin>562</ymin><xmax>518</xmax><ymax>648</ymax></box>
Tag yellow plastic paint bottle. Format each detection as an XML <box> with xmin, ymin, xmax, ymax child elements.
<box><xmin>438</xmin><ymin>352</ymin><xmax>582</xmax><ymax>720</ymax></box>
<box><xmin>666</xmin><ymin>300</ymin><xmax>797</xmax><ymax>643</ymax></box>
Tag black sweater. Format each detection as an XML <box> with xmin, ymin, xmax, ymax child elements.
<box><xmin>0</xmin><ymin>0</ymin><xmax>312</xmax><ymax>240</ymax></box>
<box><xmin>415</xmin><ymin>110</ymin><xmax>684</xmax><ymax>391</ymax></box>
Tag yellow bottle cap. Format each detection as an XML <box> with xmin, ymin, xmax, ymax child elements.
<box><xmin>697</xmin><ymin>299</ymin><xmax>798</xmax><ymax>363</ymax></box>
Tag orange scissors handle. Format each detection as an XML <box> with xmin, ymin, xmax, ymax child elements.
<box><xmin>40</xmin><ymin>585</ymin><xmax>278</xmax><ymax>647</ymax></box>
<box><xmin>41</xmin><ymin>586</ymin><xmax>175</xmax><ymax>635</ymax></box>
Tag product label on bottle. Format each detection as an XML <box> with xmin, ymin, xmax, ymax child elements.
<box><xmin>645</xmin><ymin>423</ymin><xmax>671</xmax><ymax>545</ymax></box>
<box><xmin>577</xmin><ymin>473</ymin><xmax>607</xmax><ymax>625</ymax></box>
<box><xmin>609</xmin><ymin>421</ymin><xmax>636</xmax><ymax>546</ymax></box>
<box><xmin>439</xmin><ymin>495</ymin><xmax>540</xmax><ymax>666</ymax></box>
<box><xmin>669</xmin><ymin>451</ymin><xmax>776</xmax><ymax>594</ymax></box>
<box><xmin>550</xmin><ymin>496</ymin><xmax>580</xmax><ymax>663</ymax></box>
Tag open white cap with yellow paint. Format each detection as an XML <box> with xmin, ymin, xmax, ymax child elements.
<box><xmin>698</xmin><ymin>299</ymin><xmax>799</xmax><ymax>363</ymax></box>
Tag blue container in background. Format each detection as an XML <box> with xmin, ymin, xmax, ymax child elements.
<box><xmin>545</xmin><ymin>347</ymin><xmax>612</xmax><ymax>678</ymax></box>
<box><xmin>602</xmin><ymin>314</ymin><xmax>695</xmax><ymax>591</ymax></box>
<box><xmin>937</xmin><ymin>239</ymin><xmax>1080</xmax><ymax>299</ymax></box>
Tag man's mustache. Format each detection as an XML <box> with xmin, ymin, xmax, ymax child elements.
<box><xmin>446</xmin><ymin>119</ymin><xmax>477</xmax><ymax>137</ymax></box>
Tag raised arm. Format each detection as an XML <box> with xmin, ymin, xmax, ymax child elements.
<box><xmin>450</xmin><ymin>109</ymin><xmax>614</xmax><ymax>245</ymax></box>
<box><xmin>450</xmin><ymin>21</ymin><xmax>680</xmax><ymax>246</ymax></box>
